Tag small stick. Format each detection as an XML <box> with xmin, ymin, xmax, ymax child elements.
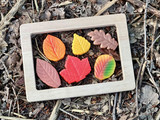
<box><xmin>16</xmin><ymin>89</ymin><xmax>23</xmax><ymax>114</ymax></box>
<box><xmin>60</xmin><ymin>108</ymin><xmax>83</xmax><ymax>120</ymax></box>
<box><xmin>0</xmin><ymin>116</ymin><xmax>36</xmax><ymax>120</ymax></box>
<box><xmin>150</xmin><ymin>17</ymin><xmax>157</xmax><ymax>71</ymax></box>
<box><xmin>144</xmin><ymin>1</ymin><xmax>149</xmax><ymax>61</ymax></box>
<box><xmin>37</xmin><ymin>53</ymin><xmax>50</xmax><ymax>63</ymax></box>
<box><xmin>34</xmin><ymin>0</ymin><xmax>39</xmax><ymax>12</ymax></box>
<box><xmin>12</xmin><ymin>87</ymin><xmax>21</xmax><ymax>115</ymax></box>
<box><xmin>95</xmin><ymin>0</ymin><xmax>118</xmax><ymax>16</ymax></box>
<box><xmin>135</xmin><ymin>57</ymin><xmax>145</xmax><ymax>119</ymax></box>
<box><xmin>133</xmin><ymin>58</ymin><xmax>141</xmax><ymax>66</ymax></box>
<box><xmin>112</xmin><ymin>93</ymin><xmax>118</xmax><ymax>120</ymax></box>
<box><xmin>49</xmin><ymin>100</ymin><xmax>62</xmax><ymax>120</ymax></box>
<box><xmin>142</xmin><ymin>81</ymin><xmax>157</xmax><ymax>88</ymax></box>
<box><xmin>147</xmin><ymin>67</ymin><xmax>160</xmax><ymax>93</ymax></box>
<box><xmin>1</xmin><ymin>60</ymin><xmax>10</xmax><ymax>77</ymax></box>
<box><xmin>12</xmin><ymin>112</ymin><xmax>27</xmax><ymax>119</ymax></box>
<box><xmin>35</xmin><ymin>38</ymin><xmax>51</xmax><ymax>63</ymax></box>
<box><xmin>128</xmin><ymin>15</ymin><xmax>141</xmax><ymax>25</ymax></box>
<box><xmin>40</xmin><ymin>0</ymin><xmax>45</xmax><ymax>12</ymax></box>
<box><xmin>108</xmin><ymin>94</ymin><xmax>111</xmax><ymax>113</ymax></box>
<box><xmin>118</xmin><ymin>92</ymin><xmax>122</xmax><ymax>108</ymax></box>
<box><xmin>0</xmin><ymin>0</ymin><xmax>26</xmax><ymax>30</ymax></box>
<box><xmin>71</xmin><ymin>109</ymin><xmax>104</xmax><ymax>116</ymax></box>
<box><xmin>146</xmin><ymin>34</ymin><xmax>160</xmax><ymax>55</ymax></box>
<box><xmin>8</xmin><ymin>100</ymin><xmax>13</xmax><ymax>116</ymax></box>
<box><xmin>155</xmin><ymin>110</ymin><xmax>160</xmax><ymax>120</ymax></box>
<box><xmin>0</xmin><ymin>46</ymin><xmax>16</xmax><ymax>65</ymax></box>
<box><xmin>12</xmin><ymin>98</ymin><xmax>17</xmax><ymax>116</ymax></box>
<box><xmin>32</xmin><ymin>0</ymin><xmax>35</xmax><ymax>22</ymax></box>
<box><xmin>141</xmin><ymin>0</ymin><xmax>160</xmax><ymax>94</ymax></box>
<box><xmin>0</xmin><ymin>60</ymin><xmax>14</xmax><ymax>83</ymax></box>
<box><xmin>127</xmin><ymin>0</ymin><xmax>160</xmax><ymax>18</ymax></box>
<box><xmin>0</xmin><ymin>91</ymin><xmax>5</xmax><ymax>94</ymax></box>
<box><xmin>0</xmin><ymin>91</ymin><xmax>26</xmax><ymax>101</ymax></box>
<box><xmin>138</xmin><ymin>60</ymin><xmax>147</xmax><ymax>88</ymax></box>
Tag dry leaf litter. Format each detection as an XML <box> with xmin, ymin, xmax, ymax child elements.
<box><xmin>0</xmin><ymin>0</ymin><xmax>160</xmax><ymax>120</ymax></box>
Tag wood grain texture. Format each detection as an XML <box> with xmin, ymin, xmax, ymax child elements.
<box><xmin>20</xmin><ymin>14</ymin><xmax>135</xmax><ymax>102</ymax></box>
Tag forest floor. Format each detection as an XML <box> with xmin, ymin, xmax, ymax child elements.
<box><xmin>1</xmin><ymin>0</ymin><xmax>160</xmax><ymax>120</ymax></box>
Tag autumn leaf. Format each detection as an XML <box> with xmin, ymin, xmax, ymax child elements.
<box><xmin>36</xmin><ymin>58</ymin><xmax>61</xmax><ymax>88</ymax></box>
<box><xmin>72</xmin><ymin>34</ymin><xmax>90</xmax><ymax>55</ymax></box>
<box><xmin>88</xmin><ymin>30</ymin><xmax>118</xmax><ymax>50</ymax></box>
<box><xmin>43</xmin><ymin>35</ymin><xmax>66</xmax><ymax>61</ymax></box>
<box><xmin>60</xmin><ymin>55</ymin><xmax>91</xmax><ymax>84</ymax></box>
<box><xmin>94</xmin><ymin>54</ymin><xmax>116</xmax><ymax>80</ymax></box>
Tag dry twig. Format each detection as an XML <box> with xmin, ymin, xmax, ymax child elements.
<box><xmin>60</xmin><ymin>108</ymin><xmax>83</xmax><ymax>120</ymax></box>
<box><xmin>12</xmin><ymin>112</ymin><xmax>27</xmax><ymax>119</ymax></box>
<box><xmin>143</xmin><ymin>0</ymin><xmax>160</xmax><ymax>93</ymax></box>
<box><xmin>113</xmin><ymin>93</ymin><xmax>118</xmax><ymax>120</ymax></box>
<box><xmin>147</xmin><ymin>34</ymin><xmax>160</xmax><ymax>55</ymax></box>
<box><xmin>0</xmin><ymin>0</ymin><xmax>26</xmax><ymax>30</ymax></box>
<box><xmin>108</xmin><ymin>95</ymin><xmax>111</xmax><ymax>113</ymax></box>
<box><xmin>95</xmin><ymin>0</ymin><xmax>118</xmax><ymax>16</ymax></box>
<box><xmin>135</xmin><ymin>1</ymin><xmax>160</xmax><ymax>119</ymax></box>
<box><xmin>49</xmin><ymin>100</ymin><xmax>62</xmax><ymax>120</ymax></box>
<box><xmin>1</xmin><ymin>60</ymin><xmax>14</xmax><ymax>83</ymax></box>
<box><xmin>144</xmin><ymin>1</ymin><xmax>149</xmax><ymax>60</ymax></box>
<box><xmin>34</xmin><ymin>0</ymin><xmax>39</xmax><ymax>12</ymax></box>
<box><xmin>0</xmin><ymin>116</ymin><xmax>36</xmax><ymax>120</ymax></box>
<box><xmin>71</xmin><ymin>109</ymin><xmax>104</xmax><ymax>116</ymax></box>
<box><xmin>127</xmin><ymin>0</ymin><xmax>160</xmax><ymax>18</ymax></box>
<box><xmin>135</xmin><ymin>58</ymin><xmax>145</xmax><ymax>119</ymax></box>
<box><xmin>118</xmin><ymin>92</ymin><xmax>122</xmax><ymax>108</ymax></box>
<box><xmin>0</xmin><ymin>46</ymin><xmax>17</xmax><ymax>65</ymax></box>
<box><xmin>8</xmin><ymin>100</ymin><xmax>13</xmax><ymax>116</ymax></box>
<box><xmin>138</xmin><ymin>60</ymin><xmax>147</xmax><ymax>87</ymax></box>
<box><xmin>147</xmin><ymin>67</ymin><xmax>160</xmax><ymax>93</ymax></box>
<box><xmin>35</xmin><ymin>38</ymin><xmax>51</xmax><ymax>63</ymax></box>
<box><xmin>40</xmin><ymin>0</ymin><xmax>45</xmax><ymax>12</ymax></box>
<box><xmin>134</xmin><ymin>1</ymin><xmax>150</xmax><ymax>119</ymax></box>
<box><xmin>155</xmin><ymin>110</ymin><xmax>160</xmax><ymax>120</ymax></box>
<box><xmin>12</xmin><ymin>87</ymin><xmax>22</xmax><ymax>115</ymax></box>
<box><xmin>150</xmin><ymin>17</ymin><xmax>157</xmax><ymax>71</ymax></box>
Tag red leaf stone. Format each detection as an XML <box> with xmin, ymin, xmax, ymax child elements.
<box><xmin>60</xmin><ymin>55</ymin><xmax>91</xmax><ymax>84</ymax></box>
<box><xmin>36</xmin><ymin>58</ymin><xmax>61</xmax><ymax>88</ymax></box>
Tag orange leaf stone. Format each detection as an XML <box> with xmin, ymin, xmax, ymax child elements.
<box><xmin>43</xmin><ymin>35</ymin><xmax>66</xmax><ymax>61</ymax></box>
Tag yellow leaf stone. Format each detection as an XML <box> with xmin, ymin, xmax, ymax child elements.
<box><xmin>72</xmin><ymin>34</ymin><xmax>91</xmax><ymax>55</ymax></box>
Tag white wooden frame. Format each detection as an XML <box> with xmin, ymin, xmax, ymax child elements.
<box><xmin>20</xmin><ymin>14</ymin><xmax>135</xmax><ymax>102</ymax></box>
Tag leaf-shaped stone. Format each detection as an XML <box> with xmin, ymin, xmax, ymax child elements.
<box><xmin>60</xmin><ymin>55</ymin><xmax>91</xmax><ymax>84</ymax></box>
<box><xmin>72</xmin><ymin>34</ymin><xmax>90</xmax><ymax>55</ymax></box>
<box><xmin>88</xmin><ymin>30</ymin><xmax>118</xmax><ymax>50</ymax></box>
<box><xmin>94</xmin><ymin>54</ymin><xmax>116</xmax><ymax>80</ymax></box>
<box><xmin>43</xmin><ymin>35</ymin><xmax>66</xmax><ymax>61</ymax></box>
<box><xmin>36</xmin><ymin>58</ymin><xmax>61</xmax><ymax>88</ymax></box>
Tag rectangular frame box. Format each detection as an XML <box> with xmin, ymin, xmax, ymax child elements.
<box><xmin>20</xmin><ymin>14</ymin><xmax>135</xmax><ymax>102</ymax></box>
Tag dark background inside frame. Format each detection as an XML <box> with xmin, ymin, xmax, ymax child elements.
<box><xmin>31</xmin><ymin>26</ymin><xmax>123</xmax><ymax>90</ymax></box>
